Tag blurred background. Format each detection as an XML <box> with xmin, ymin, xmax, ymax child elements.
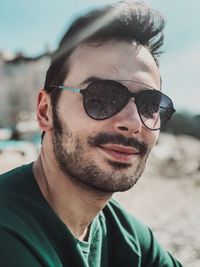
<box><xmin>0</xmin><ymin>0</ymin><xmax>200</xmax><ymax>266</ymax></box>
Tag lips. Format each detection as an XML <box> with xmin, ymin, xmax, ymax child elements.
<box><xmin>98</xmin><ymin>144</ymin><xmax>140</xmax><ymax>162</ymax></box>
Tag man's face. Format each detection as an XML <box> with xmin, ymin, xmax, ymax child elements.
<box><xmin>51</xmin><ymin>41</ymin><xmax>160</xmax><ymax>193</ymax></box>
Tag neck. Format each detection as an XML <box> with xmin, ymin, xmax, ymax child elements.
<box><xmin>33</xmin><ymin>148</ymin><xmax>112</xmax><ymax>240</ymax></box>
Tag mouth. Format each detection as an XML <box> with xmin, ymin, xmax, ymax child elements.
<box><xmin>98</xmin><ymin>144</ymin><xmax>141</xmax><ymax>163</ymax></box>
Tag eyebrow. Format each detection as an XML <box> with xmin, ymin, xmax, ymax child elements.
<box><xmin>80</xmin><ymin>76</ymin><xmax>104</xmax><ymax>86</ymax></box>
<box><xmin>80</xmin><ymin>76</ymin><xmax>161</xmax><ymax>91</ymax></box>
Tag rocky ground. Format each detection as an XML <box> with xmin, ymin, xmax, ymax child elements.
<box><xmin>0</xmin><ymin>133</ymin><xmax>200</xmax><ymax>266</ymax></box>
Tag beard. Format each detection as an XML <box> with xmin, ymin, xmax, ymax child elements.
<box><xmin>52</xmin><ymin>110</ymin><xmax>151</xmax><ymax>193</ymax></box>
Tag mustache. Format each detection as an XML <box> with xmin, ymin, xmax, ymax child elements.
<box><xmin>88</xmin><ymin>133</ymin><xmax>148</xmax><ymax>156</ymax></box>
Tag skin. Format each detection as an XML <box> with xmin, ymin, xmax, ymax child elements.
<box><xmin>33</xmin><ymin>40</ymin><xmax>160</xmax><ymax>240</ymax></box>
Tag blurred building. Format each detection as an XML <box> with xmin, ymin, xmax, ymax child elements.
<box><xmin>0</xmin><ymin>51</ymin><xmax>50</xmax><ymax>127</ymax></box>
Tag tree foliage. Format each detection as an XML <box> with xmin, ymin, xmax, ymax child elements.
<box><xmin>162</xmin><ymin>112</ymin><xmax>200</xmax><ymax>139</ymax></box>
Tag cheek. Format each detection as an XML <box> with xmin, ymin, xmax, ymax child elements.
<box><xmin>62</xmin><ymin>135</ymin><xmax>76</xmax><ymax>154</ymax></box>
<box><xmin>58</xmin><ymin>91</ymin><xmax>83</xmax><ymax>115</ymax></box>
<box><xmin>147</xmin><ymin>130</ymin><xmax>159</xmax><ymax>148</ymax></box>
<box><xmin>59</xmin><ymin>119</ymin><xmax>93</xmax><ymax>155</ymax></box>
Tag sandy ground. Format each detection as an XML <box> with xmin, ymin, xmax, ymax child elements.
<box><xmin>0</xmin><ymin>152</ymin><xmax>200</xmax><ymax>266</ymax></box>
<box><xmin>115</xmin><ymin>171</ymin><xmax>200</xmax><ymax>267</ymax></box>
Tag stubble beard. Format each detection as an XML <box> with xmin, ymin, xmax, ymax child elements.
<box><xmin>52</xmin><ymin>111</ymin><xmax>150</xmax><ymax>193</ymax></box>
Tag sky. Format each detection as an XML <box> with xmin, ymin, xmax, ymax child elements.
<box><xmin>0</xmin><ymin>0</ymin><xmax>200</xmax><ymax>114</ymax></box>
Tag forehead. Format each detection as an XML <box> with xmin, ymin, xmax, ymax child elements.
<box><xmin>65</xmin><ymin>41</ymin><xmax>161</xmax><ymax>89</ymax></box>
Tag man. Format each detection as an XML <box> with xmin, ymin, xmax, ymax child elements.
<box><xmin>0</xmin><ymin>1</ymin><xmax>182</xmax><ymax>266</ymax></box>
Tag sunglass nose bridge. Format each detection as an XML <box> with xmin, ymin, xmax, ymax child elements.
<box><xmin>122</xmin><ymin>96</ymin><xmax>139</xmax><ymax>115</ymax></box>
<box><xmin>126</xmin><ymin>97</ymin><xmax>136</xmax><ymax>109</ymax></box>
<box><xmin>126</xmin><ymin>90</ymin><xmax>137</xmax><ymax>104</ymax></box>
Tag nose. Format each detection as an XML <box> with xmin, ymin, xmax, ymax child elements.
<box><xmin>112</xmin><ymin>99</ymin><xmax>143</xmax><ymax>135</ymax></box>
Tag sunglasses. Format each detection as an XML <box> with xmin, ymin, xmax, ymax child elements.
<box><xmin>51</xmin><ymin>79</ymin><xmax>175</xmax><ymax>130</ymax></box>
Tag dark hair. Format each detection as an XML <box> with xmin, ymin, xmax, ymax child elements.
<box><xmin>44</xmin><ymin>0</ymin><xmax>165</xmax><ymax>109</ymax></box>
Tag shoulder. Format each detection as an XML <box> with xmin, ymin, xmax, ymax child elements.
<box><xmin>0</xmin><ymin>165</ymin><xmax>23</xmax><ymax>181</ymax></box>
<box><xmin>0</xmin><ymin>165</ymin><xmax>25</xmax><ymax>198</ymax></box>
<box><xmin>0</xmin><ymin>163</ymin><xmax>36</xmax><ymax>227</ymax></box>
<box><xmin>0</xmin><ymin>164</ymin><xmax>34</xmax><ymax>199</ymax></box>
<box><xmin>102</xmin><ymin>199</ymin><xmax>183</xmax><ymax>266</ymax></box>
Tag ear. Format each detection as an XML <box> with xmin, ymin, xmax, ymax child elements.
<box><xmin>36</xmin><ymin>89</ymin><xmax>52</xmax><ymax>132</ymax></box>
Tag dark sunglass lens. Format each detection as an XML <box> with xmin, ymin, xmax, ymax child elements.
<box><xmin>137</xmin><ymin>91</ymin><xmax>161</xmax><ymax>117</ymax></box>
<box><xmin>136</xmin><ymin>90</ymin><xmax>174</xmax><ymax>130</ymax></box>
<box><xmin>83</xmin><ymin>80</ymin><xmax>129</xmax><ymax>119</ymax></box>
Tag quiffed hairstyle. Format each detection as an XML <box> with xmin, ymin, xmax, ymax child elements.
<box><xmin>44</xmin><ymin>0</ymin><xmax>165</xmax><ymax>108</ymax></box>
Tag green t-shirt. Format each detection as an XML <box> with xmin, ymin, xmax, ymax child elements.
<box><xmin>0</xmin><ymin>163</ymin><xmax>182</xmax><ymax>267</ymax></box>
